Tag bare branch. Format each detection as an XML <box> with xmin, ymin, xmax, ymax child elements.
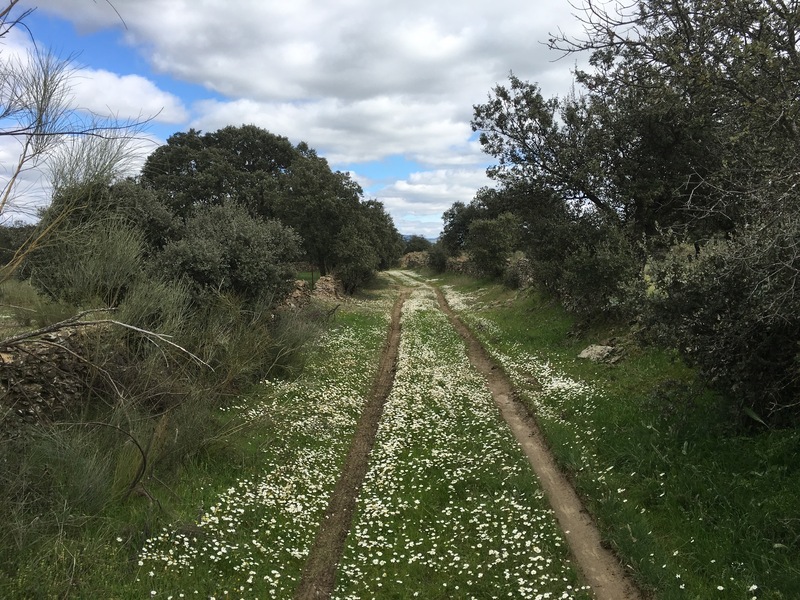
<box><xmin>0</xmin><ymin>0</ymin><xmax>22</xmax><ymax>23</ymax></box>
<box><xmin>102</xmin><ymin>0</ymin><xmax>127</xmax><ymax>30</ymax></box>
<box><xmin>0</xmin><ymin>308</ymin><xmax>213</xmax><ymax>369</ymax></box>
<box><xmin>96</xmin><ymin>319</ymin><xmax>212</xmax><ymax>370</ymax></box>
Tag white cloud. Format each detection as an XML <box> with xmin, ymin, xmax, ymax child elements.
<box><xmin>346</xmin><ymin>170</ymin><xmax>374</xmax><ymax>191</ymax></box>
<box><xmin>0</xmin><ymin>136</ymin><xmax>51</xmax><ymax>223</ymax></box>
<box><xmin>72</xmin><ymin>69</ymin><xmax>188</xmax><ymax>123</ymax></box>
<box><xmin>190</xmin><ymin>96</ymin><xmax>475</xmax><ymax>166</ymax></box>
<box><xmin>25</xmin><ymin>0</ymin><xmax>590</xmax><ymax>233</ymax></box>
<box><xmin>0</xmin><ymin>22</ymin><xmax>186</xmax><ymax>124</ymax></box>
<box><xmin>377</xmin><ymin>168</ymin><xmax>493</xmax><ymax>235</ymax></box>
<box><xmin>33</xmin><ymin>0</ymin><xmax>584</xmax><ymax>102</ymax></box>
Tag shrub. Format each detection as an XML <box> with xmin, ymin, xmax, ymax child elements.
<box><xmin>556</xmin><ymin>220</ymin><xmax>639</xmax><ymax>319</ymax></box>
<box><xmin>404</xmin><ymin>234</ymin><xmax>432</xmax><ymax>254</ymax></box>
<box><xmin>158</xmin><ymin>201</ymin><xmax>301</xmax><ymax>304</ymax></box>
<box><xmin>27</xmin><ymin>221</ymin><xmax>144</xmax><ymax>307</ymax></box>
<box><xmin>177</xmin><ymin>291</ymin><xmax>312</xmax><ymax>391</ymax></box>
<box><xmin>332</xmin><ymin>223</ymin><xmax>380</xmax><ymax>293</ymax></box>
<box><xmin>464</xmin><ymin>212</ymin><xmax>521</xmax><ymax>278</ymax></box>
<box><xmin>117</xmin><ymin>276</ymin><xmax>191</xmax><ymax>339</ymax></box>
<box><xmin>637</xmin><ymin>233</ymin><xmax>800</xmax><ymax>423</ymax></box>
<box><xmin>427</xmin><ymin>243</ymin><xmax>448</xmax><ymax>273</ymax></box>
<box><xmin>0</xmin><ymin>279</ymin><xmax>40</xmax><ymax>326</ymax></box>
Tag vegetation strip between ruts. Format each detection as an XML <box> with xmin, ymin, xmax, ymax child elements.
<box><xmin>433</xmin><ymin>285</ymin><xmax>643</xmax><ymax>600</ymax></box>
<box><xmin>294</xmin><ymin>289</ymin><xmax>409</xmax><ymax>599</ymax></box>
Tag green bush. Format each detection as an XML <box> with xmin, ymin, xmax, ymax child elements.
<box><xmin>404</xmin><ymin>234</ymin><xmax>432</xmax><ymax>254</ymax></box>
<box><xmin>0</xmin><ymin>424</ymin><xmax>117</xmax><ymax>588</ymax></box>
<box><xmin>333</xmin><ymin>222</ymin><xmax>380</xmax><ymax>293</ymax></box>
<box><xmin>427</xmin><ymin>243</ymin><xmax>448</xmax><ymax>273</ymax></box>
<box><xmin>158</xmin><ymin>201</ymin><xmax>301</xmax><ymax>304</ymax></box>
<box><xmin>637</xmin><ymin>234</ymin><xmax>800</xmax><ymax>423</ymax></box>
<box><xmin>116</xmin><ymin>276</ymin><xmax>191</xmax><ymax>355</ymax></box>
<box><xmin>177</xmin><ymin>291</ymin><xmax>317</xmax><ymax>391</ymax></box>
<box><xmin>0</xmin><ymin>279</ymin><xmax>40</xmax><ymax>326</ymax></box>
<box><xmin>465</xmin><ymin>212</ymin><xmax>521</xmax><ymax>278</ymax></box>
<box><xmin>556</xmin><ymin>220</ymin><xmax>639</xmax><ymax>319</ymax></box>
<box><xmin>27</xmin><ymin>221</ymin><xmax>144</xmax><ymax>307</ymax></box>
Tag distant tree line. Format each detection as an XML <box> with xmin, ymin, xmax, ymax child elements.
<box><xmin>20</xmin><ymin>125</ymin><xmax>404</xmax><ymax>303</ymax></box>
<box><xmin>403</xmin><ymin>235</ymin><xmax>432</xmax><ymax>254</ymax></box>
<box><xmin>435</xmin><ymin>0</ymin><xmax>800</xmax><ymax>424</ymax></box>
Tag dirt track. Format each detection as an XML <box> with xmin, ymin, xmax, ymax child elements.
<box><xmin>434</xmin><ymin>286</ymin><xmax>642</xmax><ymax>600</ymax></box>
<box><xmin>296</xmin><ymin>279</ymin><xmax>642</xmax><ymax>599</ymax></box>
<box><xmin>295</xmin><ymin>290</ymin><xmax>408</xmax><ymax>599</ymax></box>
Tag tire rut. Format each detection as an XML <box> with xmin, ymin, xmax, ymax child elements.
<box><xmin>294</xmin><ymin>289</ymin><xmax>409</xmax><ymax>600</ymax></box>
<box><xmin>433</xmin><ymin>286</ymin><xmax>643</xmax><ymax>600</ymax></box>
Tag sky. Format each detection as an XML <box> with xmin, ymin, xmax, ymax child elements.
<box><xmin>3</xmin><ymin>0</ymin><xmax>587</xmax><ymax>237</ymax></box>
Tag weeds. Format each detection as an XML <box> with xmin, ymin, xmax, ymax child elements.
<box><xmin>134</xmin><ymin>294</ymin><xmax>392</xmax><ymax>598</ymax></box>
<box><xmin>0</xmin><ymin>274</ymin><xmax>333</xmax><ymax>597</ymax></box>
<box><xmin>6</xmin><ymin>267</ymin><xmax>796</xmax><ymax>599</ymax></box>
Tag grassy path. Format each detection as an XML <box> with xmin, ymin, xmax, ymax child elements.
<box><xmin>295</xmin><ymin>290</ymin><xmax>408</xmax><ymax>598</ymax></box>
<box><xmin>134</xmin><ymin>291</ymin><xmax>394</xmax><ymax>598</ymax></box>
<box><xmin>332</xmin><ymin>279</ymin><xmax>593</xmax><ymax>599</ymax></box>
<box><xmin>433</xmin><ymin>284</ymin><xmax>641</xmax><ymax>600</ymax></box>
<box><xmin>436</xmin><ymin>275</ymin><xmax>800</xmax><ymax>599</ymax></box>
<box><xmin>8</xmin><ymin>271</ymin><xmax>794</xmax><ymax>598</ymax></box>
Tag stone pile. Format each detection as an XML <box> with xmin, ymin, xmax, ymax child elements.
<box><xmin>0</xmin><ymin>328</ymin><xmax>92</xmax><ymax>435</ymax></box>
<box><xmin>312</xmin><ymin>275</ymin><xmax>343</xmax><ymax>300</ymax></box>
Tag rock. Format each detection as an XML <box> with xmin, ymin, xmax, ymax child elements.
<box><xmin>312</xmin><ymin>275</ymin><xmax>343</xmax><ymax>300</ymax></box>
<box><xmin>283</xmin><ymin>279</ymin><xmax>312</xmax><ymax>308</ymax></box>
<box><xmin>0</xmin><ymin>331</ymin><xmax>95</xmax><ymax>436</ymax></box>
<box><xmin>578</xmin><ymin>345</ymin><xmax>616</xmax><ymax>362</ymax></box>
<box><xmin>399</xmin><ymin>252</ymin><xmax>428</xmax><ymax>269</ymax></box>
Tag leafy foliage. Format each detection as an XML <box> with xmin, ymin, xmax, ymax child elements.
<box><xmin>464</xmin><ymin>212</ymin><xmax>521</xmax><ymax>278</ymax></box>
<box><xmin>404</xmin><ymin>234</ymin><xmax>432</xmax><ymax>254</ymax></box>
<box><xmin>362</xmin><ymin>200</ymin><xmax>404</xmax><ymax>270</ymax></box>
<box><xmin>444</xmin><ymin>0</ymin><xmax>800</xmax><ymax>420</ymax></box>
<box><xmin>27</xmin><ymin>217</ymin><xmax>144</xmax><ymax>307</ymax></box>
<box><xmin>142</xmin><ymin>126</ymin><xmax>401</xmax><ymax>290</ymax></box>
<box><xmin>427</xmin><ymin>242</ymin><xmax>448</xmax><ymax>273</ymax></box>
<box><xmin>140</xmin><ymin>125</ymin><xmax>295</xmax><ymax>220</ymax></box>
<box><xmin>637</xmin><ymin>234</ymin><xmax>800</xmax><ymax>422</ymax></box>
<box><xmin>159</xmin><ymin>201</ymin><xmax>301</xmax><ymax>303</ymax></box>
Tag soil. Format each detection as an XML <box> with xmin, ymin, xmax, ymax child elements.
<box><xmin>434</xmin><ymin>287</ymin><xmax>643</xmax><ymax>600</ymax></box>
<box><xmin>294</xmin><ymin>289</ymin><xmax>409</xmax><ymax>600</ymax></box>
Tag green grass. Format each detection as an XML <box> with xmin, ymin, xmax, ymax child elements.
<box><xmin>6</xmin><ymin>269</ymin><xmax>797</xmax><ymax>598</ymax></box>
<box><xmin>0</xmin><ymin>288</ymin><xmax>394</xmax><ymax>598</ymax></box>
<box><xmin>435</xmin><ymin>273</ymin><xmax>800</xmax><ymax>600</ymax></box>
<box><xmin>126</xmin><ymin>294</ymin><xmax>393</xmax><ymax>598</ymax></box>
<box><xmin>0</xmin><ymin>278</ymin><xmax>76</xmax><ymax>331</ymax></box>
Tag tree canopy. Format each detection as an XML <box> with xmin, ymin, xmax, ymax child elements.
<box><xmin>140</xmin><ymin>126</ymin><xmax>295</xmax><ymax>221</ymax></box>
<box><xmin>139</xmin><ymin>125</ymin><xmax>403</xmax><ymax>294</ymax></box>
<box><xmin>447</xmin><ymin>0</ymin><xmax>800</xmax><ymax>422</ymax></box>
